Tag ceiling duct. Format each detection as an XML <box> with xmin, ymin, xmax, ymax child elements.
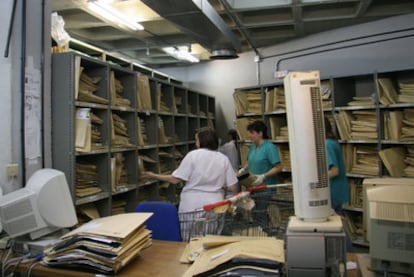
<box><xmin>141</xmin><ymin>0</ymin><xmax>240</xmax><ymax>59</ymax></box>
<box><xmin>210</xmin><ymin>49</ymin><xmax>238</xmax><ymax>59</ymax></box>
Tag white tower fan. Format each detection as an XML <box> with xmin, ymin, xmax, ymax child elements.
<box><xmin>284</xmin><ymin>71</ymin><xmax>331</xmax><ymax>222</ymax></box>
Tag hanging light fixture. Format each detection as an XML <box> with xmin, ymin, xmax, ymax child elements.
<box><xmin>162</xmin><ymin>46</ymin><xmax>200</xmax><ymax>63</ymax></box>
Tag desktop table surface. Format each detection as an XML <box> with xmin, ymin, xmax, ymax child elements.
<box><xmin>12</xmin><ymin>239</ymin><xmax>360</xmax><ymax>277</ymax></box>
<box><xmin>16</xmin><ymin>240</ymin><xmax>189</xmax><ymax>277</ymax></box>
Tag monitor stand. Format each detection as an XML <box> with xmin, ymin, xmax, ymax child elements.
<box><xmin>286</xmin><ymin>215</ymin><xmax>347</xmax><ymax>277</ymax></box>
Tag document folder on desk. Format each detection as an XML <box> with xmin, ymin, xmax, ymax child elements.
<box><xmin>43</xmin><ymin>213</ymin><xmax>153</xmax><ymax>274</ymax></box>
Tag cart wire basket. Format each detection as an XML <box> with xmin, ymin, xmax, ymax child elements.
<box><xmin>178</xmin><ymin>192</ymin><xmax>251</xmax><ymax>242</ymax></box>
<box><xmin>225</xmin><ymin>184</ymin><xmax>294</xmax><ymax>239</ymax></box>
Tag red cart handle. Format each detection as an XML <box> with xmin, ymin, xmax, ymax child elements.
<box><xmin>202</xmin><ymin>191</ymin><xmax>251</xmax><ymax>211</ymax></box>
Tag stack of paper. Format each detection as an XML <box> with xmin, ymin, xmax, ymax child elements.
<box><xmin>347</xmin><ymin>96</ymin><xmax>375</xmax><ymax>106</ymax></box>
<box><xmin>77</xmin><ymin>203</ymin><xmax>100</xmax><ymax>226</ymax></box>
<box><xmin>110</xmin><ymin>71</ymin><xmax>131</xmax><ymax>108</ymax></box>
<box><xmin>90</xmin><ymin>112</ymin><xmax>104</xmax><ymax>149</ymax></box>
<box><xmin>335</xmin><ymin>111</ymin><xmax>352</xmax><ymax>140</ymax></box>
<box><xmin>377</xmin><ymin>78</ymin><xmax>398</xmax><ymax>105</ymax></box>
<box><xmin>77</xmin><ymin>70</ymin><xmax>108</xmax><ymax>105</ymax></box>
<box><xmin>137</xmin><ymin>116</ymin><xmax>147</xmax><ymax>146</ymax></box>
<box><xmin>269</xmin><ymin>117</ymin><xmax>288</xmax><ymax>140</ymax></box>
<box><xmin>401</xmin><ymin>109</ymin><xmax>414</xmax><ymax>141</ymax></box>
<box><xmin>348</xmin><ymin>178</ymin><xmax>363</xmax><ymax>208</ymax></box>
<box><xmin>379</xmin><ymin>147</ymin><xmax>406</xmax><ymax>177</ymax></box>
<box><xmin>383</xmin><ymin>110</ymin><xmax>403</xmax><ymax>140</ymax></box>
<box><xmin>350</xmin><ymin>111</ymin><xmax>377</xmax><ymax>140</ymax></box>
<box><xmin>111</xmin><ymin>152</ymin><xmax>129</xmax><ymax>193</ymax></box>
<box><xmin>278</xmin><ymin>144</ymin><xmax>291</xmax><ymax>171</ymax></box>
<box><xmin>43</xmin><ymin>213</ymin><xmax>153</xmax><ymax>274</ymax></box>
<box><xmin>347</xmin><ymin>145</ymin><xmax>379</xmax><ymax>176</ymax></box>
<box><xmin>404</xmin><ymin>146</ymin><xmax>414</xmax><ymax>177</ymax></box>
<box><xmin>180</xmin><ymin>235</ymin><xmax>284</xmax><ymax>277</ymax></box>
<box><xmin>398</xmin><ymin>81</ymin><xmax>414</xmax><ymax>103</ymax></box>
<box><xmin>75</xmin><ymin>162</ymin><xmax>102</xmax><ymax>198</ymax></box>
<box><xmin>158</xmin><ymin>118</ymin><xmax>170</xmax><ymax>144</ymax></box>
<box><xmin>110</xmin><ymin>112</ymin><xmax>133</xmax><ymax>147</ymax></box>
<box><xmin>234</xmin><ymin>90</ymin><xmax>262</xmax><ymax>115</ymax></box>
<box><xmin>265</xmin><ymin>87</ymin><xmax>285</xmax><ymax>112</ymax></box>
<box><xmin>157</xmin><ymin>85</ymin><xmax>170</xmax><ymax>113</ymax></box>
<box><xmin>137</xmin><ymin>75</ymin><xmax>153</xmax><ymax>111</ymax></box>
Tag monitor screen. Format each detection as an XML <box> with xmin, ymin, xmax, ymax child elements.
<box><xmin>0</xmin><ymin>168</ymin><xmax>77</xmax><ymax>240</ymax></box>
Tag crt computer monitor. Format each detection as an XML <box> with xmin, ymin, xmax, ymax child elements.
<box><xmin>0</xmin><ymin>168</ymin><xmax>77</xmax><ymax>240</ymax></box>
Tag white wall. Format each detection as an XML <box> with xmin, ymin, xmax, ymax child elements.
<box><xmin>0</xmin><ymin>1</ymin><xmax>20</xmax><ymax>193</ymax></box>
<box><xmin>161</xmin><ymin>13</ymin><xmax>414</xmax><ymax>138</ymax></box>
<box><xmin>162</xmin><ymin>51</ymin><xmax>257</xmax><ymax>137</ymax></box>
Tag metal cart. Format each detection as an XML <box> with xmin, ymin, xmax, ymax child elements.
<box><xmin>226</xmin><ymin>184</ymin><xmax>295</xmax><ymax>239</ymax></box>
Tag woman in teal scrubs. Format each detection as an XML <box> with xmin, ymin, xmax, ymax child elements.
<box><xmin>324</xmin><ymin>117</ymin><xmax>350</xmax><ymax>214</ymax></box>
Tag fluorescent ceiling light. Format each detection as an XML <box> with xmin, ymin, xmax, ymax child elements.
<box><xmin>226</xmin><ymin>0</ymin><xmax>291</xmax><ymax>9</ymax></box>
<box><xmin>162</xmin><ymin>46</ymin><xmax>200</xmax><ymax>63</ymax></box>
<box><xmin>87</xmin><ymin>0</ymin><xmax>144</xmax><ymax>31</ymax></box>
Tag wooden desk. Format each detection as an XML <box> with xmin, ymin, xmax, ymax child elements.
<box><xmin>15</xmin><ymin>240</ymin><xmax>189</xmax><ymax>277</ymax></box>
<box><xmin>10</xmin><ymin>240</ymin><xmax>360</xmax><ymax>277</ymax></box>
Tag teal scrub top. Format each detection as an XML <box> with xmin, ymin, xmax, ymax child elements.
<box><xmin>326</xmin><ymin>138</ymin><xmax>350</xmax><ymax>208</ymax></box>
<box><xmin>247</xmin><ymin>140</ymin><xmax>281</xmax><ymax>184</ymax></box>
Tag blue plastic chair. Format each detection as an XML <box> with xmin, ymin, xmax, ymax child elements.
<box><xmin>134</xmin><ymin>201</ymin><xmax>182</xmax><ymax>241</ymax></box>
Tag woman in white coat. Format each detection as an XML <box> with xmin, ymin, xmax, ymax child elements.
<box><xmin>140</xmin><ymin>127</ymin><xmax>238</xmax><ymax>212</ymax></box>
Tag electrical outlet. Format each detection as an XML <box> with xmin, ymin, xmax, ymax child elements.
<box><xmin>6</xmin><ymin>163</ymin><xmax>19</xmax><ymax>177</ymax></box>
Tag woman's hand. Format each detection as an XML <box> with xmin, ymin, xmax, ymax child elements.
<box><xmin>140</xmin><ymin>171</ymin><xmax>157</xmax><ymax>179</ymax></box>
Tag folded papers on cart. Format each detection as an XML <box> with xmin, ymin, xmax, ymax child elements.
<box><xmin>42</xmin><ymin>213</ymin><xmax>153</xmax><ymax>274</ymax></box>
<box><xmin>180</xmin><ymin>235</ymin><xmax>285</xmax><ymax>277</ymax></box>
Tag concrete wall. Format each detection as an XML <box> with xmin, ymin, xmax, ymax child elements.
<box><xmin>161</xmin><ymin>13</ymin><xmax>414</xmax><ymax>138</ymax></box>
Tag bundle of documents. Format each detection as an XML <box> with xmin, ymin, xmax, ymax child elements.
<box><xmin>110</xmin><ymin>112</ymin><xmax>133</xmax><ymax>147</ymax></box>
<box><xmin>336</xmin><ymin>110</ymin><xmax>378</xmax><ymax>140</ymax></box>
<box><xmin>180</xmin><ymin>235</ymin><xmax>284</xmax><ymax>277</ymax></box>
<box><xmin>348</xmin><ymin>178</ymin><xmax>363</xmax><ymax>208</ymax></box>
<box><xmin>157</xmin><ymin>85</ymin><xmax>170</xmax><ymax>112</ymax></box>
<box><xmin>174</xmin><ymin>95</ymin><xmax>183</xmax><ymax>113</ymax></box>
<box><xmin>269</xmin><ymin>117</ymin><xmax>288</xmax><ymax>140</ymax></box>
<box><xmin>350</xmin><ymin>110</ymin><xmax>377</xmax><ymax>140</ymax></box>
<box><xmin>383</xmin><ymin>110</ymin><xmax>403</xmax><ymax>140</ymax></box>
<box><xmin>75</xmin><ymin>162</ymin><xmax>102</xmax><ymax>198</ymax></box>
<box><xmin>77</xmin><ymin>70</ymin><xmax>108</xmax><ymax>105</ymax></box>
<box><xmin>347</xmin><ymin>96</ymin><xmax>375</xmax><ymax>106</ymax></box>
<box><xmin>234</xmin><ymin>89</ymin><xmax>262</xmax><ymax>115</ymax></box>
<box><xmin>401</xmin><ymin>109</ymin><xmax>414</xmax><ymax>141</ymax></box>
<box><xmin>137</xmin><ymin>75</ymin><xmax>153</xmax><ymax>110</ymax></box>
<box><xmin>43</xmin><ymin>213</ymin><xmax>153</xmax><ymax>274</ymax></box>
<box><xmin>158</xmin><ymin>118</ymin><xmax>170</xmax><ymax>144</ymax></box>
<box><xmin>137</xmin><ymin>116</ymin><xmax>148</xmax><ymax>146</ymax></box>
<box><xmin>398</xmin><ymin>81</ymin><xmax>414</xmax><ymax>103</ymax></box>
<box><xmin>110</xmin><ymin>71</ymin><xmax>131</xmax><ymax>108</ymax></box>
<box><xmin>76</xmin><ymin>203</ymin><xmax>100</xmax><ymax>226</ymax></box>
<box><xmin>278</xmin><ymin>144</ymin><xmax>291</xmax><ymax>171</ymax></box>
<box><xmin>377</xmin><ymin>78</ymin><xmax>398</xmax><ymax>105</ymax></box>
<box><xmin>346</xmin><ymin>145</ymin><xmax>379</xmax><ymax>176</ymax></box>
<box><xmin>111</xmin><ymin>152</ymin><xmax>129</xmax><ymax>192</ymax></box>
